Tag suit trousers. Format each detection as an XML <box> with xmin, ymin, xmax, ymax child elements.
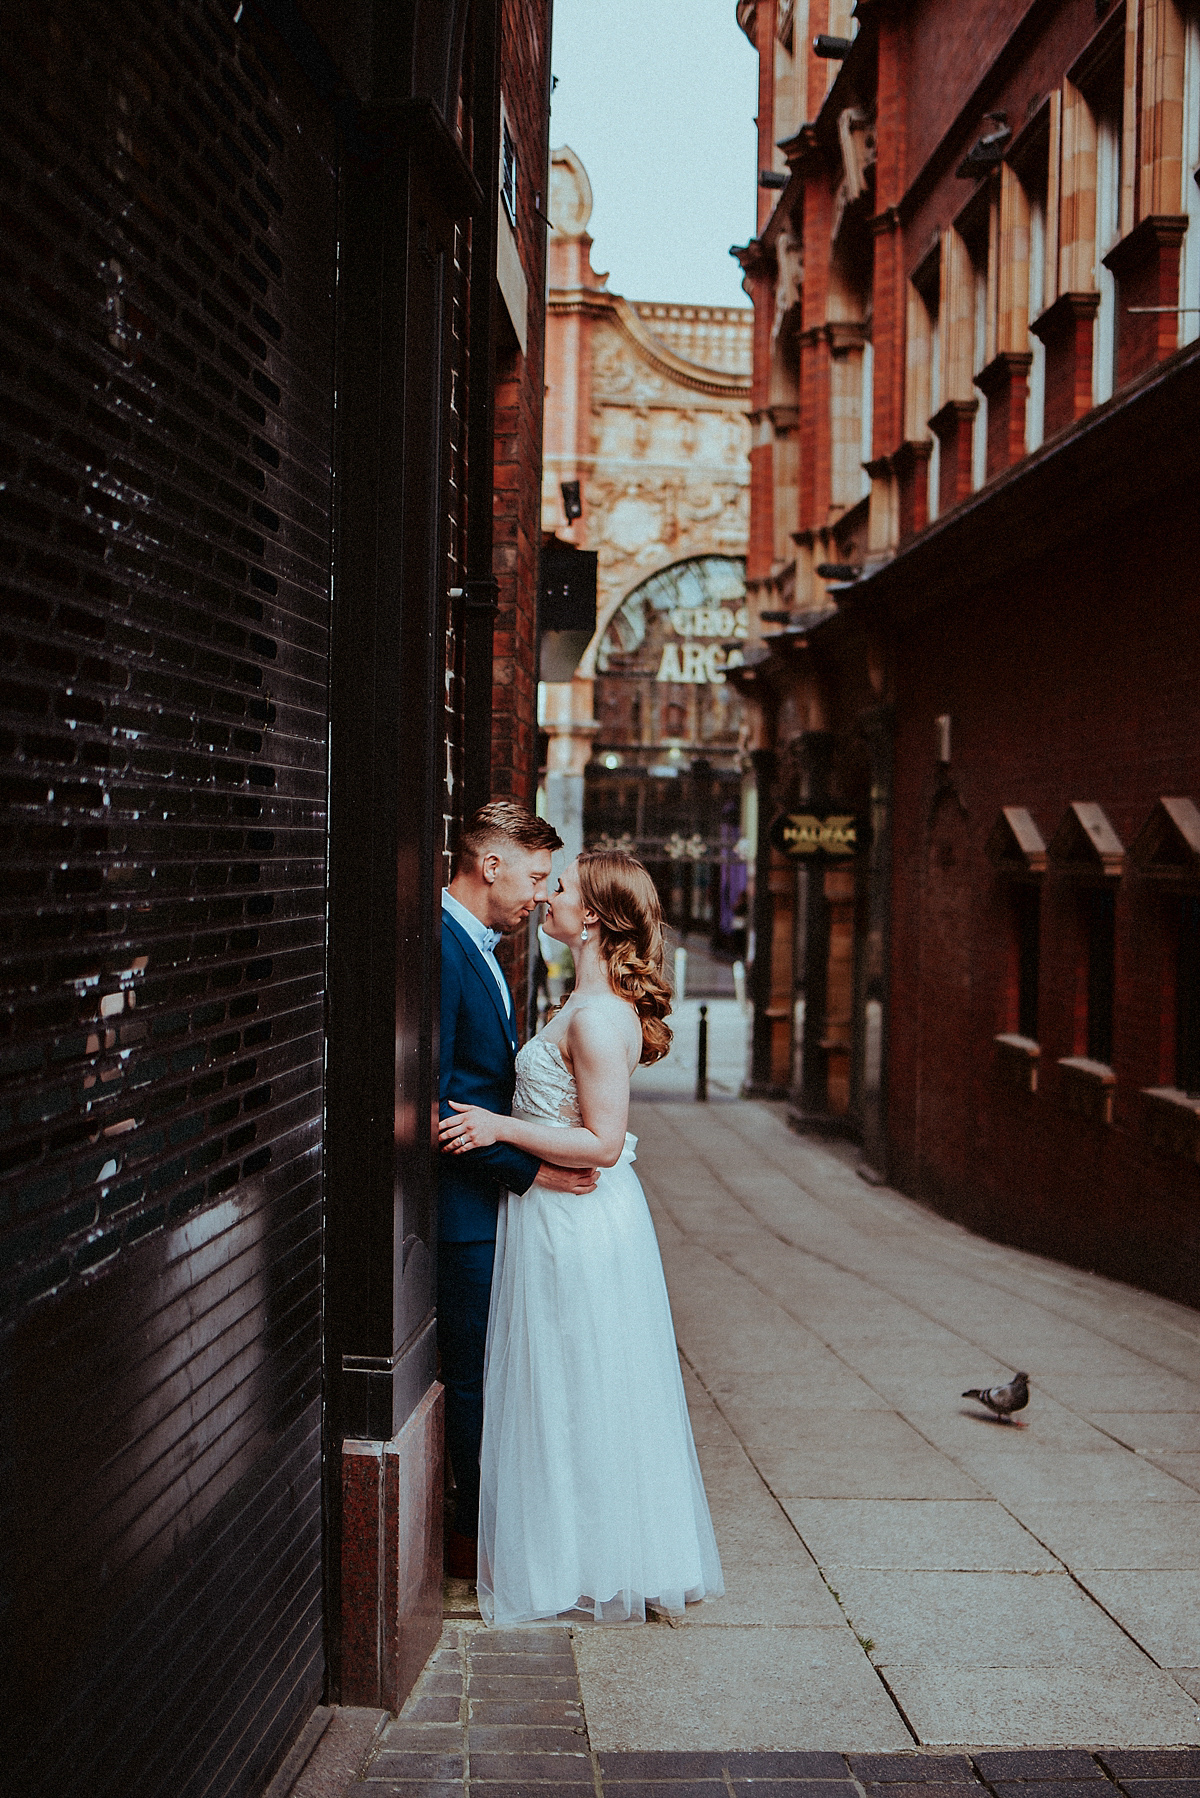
<box><xmin>437</xmin><ymin>1237</ymin><xmax>496</xmax><ymax>1537</ymax></box>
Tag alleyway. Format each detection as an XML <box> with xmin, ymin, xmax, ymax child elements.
<box><xmin>290</xmin><ymin>1097</ymin><xmax>1200</xmax><ymax>1793</ymax></box>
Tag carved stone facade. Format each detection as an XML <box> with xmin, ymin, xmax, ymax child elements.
<box><xmin>542</xmin><ymin>149</ymin><xmax>752</xmax><ymax>669</ymax></box>
<box><xmin>540</xmin><ymin>147</ymin><xmax>753</xmax><ymax>924</ymax></box>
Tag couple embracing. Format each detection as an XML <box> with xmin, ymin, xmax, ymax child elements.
<box><xmin>438</xmin><ymin>800</ymin><xmax>723</xmax><ymax>1627</ymax></box>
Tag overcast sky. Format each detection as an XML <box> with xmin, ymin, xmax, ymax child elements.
<box><xmin>547</xmin><ymin>0</ymin><xmax>759</xmax><ymax>310</ymax></box>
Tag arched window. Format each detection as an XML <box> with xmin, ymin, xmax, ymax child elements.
<box><xmin>596</xmin><ymin>555</ymin><xmax>747</xmax><ymax>674</ymax></box>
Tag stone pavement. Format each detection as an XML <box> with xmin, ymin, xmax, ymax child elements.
<box><xmin>630</xmin><ymin>996</ymin><xmax>749</xmax><ymax>1102</ymax></box>
<box><xmin>290</xmin><ymin>1097</ymin><xmax>1200</xmax><ymax>1795</ymax></box>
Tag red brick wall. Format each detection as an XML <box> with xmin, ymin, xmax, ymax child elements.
<box><xmin>886</xmin><ymin>506</ymin><xmax>1200</xmax><ymax>1304</ymax></box>
<box><xmin>902</xmin><ymin>0</ymin><xmax>1109</xmax><ymax>282</ymax></box>
<box><xmin>492</xmin><ymin>0</ymin><xmax>550</xmax><ymax>812</ymax></box>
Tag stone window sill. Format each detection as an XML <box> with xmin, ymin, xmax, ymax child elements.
<box><xmin>994</xmin><ymin>1033</ymin><xmax>1040</xmax><ymax>1092</ymax></box>
<box><xmin>1058</xmin><ymin>1056</ymin><xmax>1116</xmax><ymax>1125</ymax></box>
<box><xmin>1141</xmin><ymin>1086</ymin><xmax>1200</xmax><ymax>1162</ymax></box>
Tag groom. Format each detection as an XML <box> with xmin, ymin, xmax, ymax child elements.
<box><xmin>439</xmin><ymin>800</ymin><xmax>599</xmax><ymax>1576</ymax></box>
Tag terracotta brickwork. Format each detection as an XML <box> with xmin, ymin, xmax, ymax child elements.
<box><xmin>492</xmin><ymin>0</ymin><xmax>552</xmax><ymax>813</ymax></box>
<box><xmin>730</xmin><ymin>0</ymin><xmax>1200</xmax><ymax>1298</ymax></box>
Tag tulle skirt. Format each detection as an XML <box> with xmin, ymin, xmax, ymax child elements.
<box><xmin>477</xmin><ymin>1135</ymin><xmax>724</xmax><ymax>1627</ymax></box>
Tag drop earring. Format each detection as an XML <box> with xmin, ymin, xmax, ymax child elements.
<box><xmin>580</xmin><ymin>925</ymin><xmax>589</xmax><ymax>943</ymax></box>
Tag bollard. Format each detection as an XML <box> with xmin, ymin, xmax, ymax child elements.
<box><xmin>696</xmin><ymin>1002</ymin><xmax>708</xmax><ymax>1103</ymax></box>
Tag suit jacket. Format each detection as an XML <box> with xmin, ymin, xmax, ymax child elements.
<box><xmin>439</xmin><ymin>910</ymin><xmax>541</xmax><ymax>1242</ymax></box>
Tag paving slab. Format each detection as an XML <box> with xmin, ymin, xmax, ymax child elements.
<box><xmin>1144</xmin><ymin>1455</ymin><xmax>1200</xmax><ymax>1494</ymax></box>
<box><xmin>331</xmin><ymin>1098</ymin><xmax>1200</xmax><ymax>1775</ymax></box>
<box><xmin>824</xmin><ymin>1569</ymin><xmax>1150</xmax><ymax>1668</ymax></box>
<box><xmin>1072</xmin><ymin>1571</ymin><xmax>1200</xmax><ymax>1666</ymax></box>
<box><xmin>572</xmin><ymin>1626</ymin><xmax>913</xmax><ymax>1750</ymax></box>
<box><xmin>942</xmin><ymin>1449</ymin><xmax>1198</xmax><ymax>1507</ymax></box>
<box><xmin>751</xmin><ymin>1439</ymin><xmax>986</xmax><ymax>1501</ymax></box>
<box><xmin>1090</xmin><ymin>1417</ymin><xmax>1200</xmax><ymax>1452</ymax></box>
<box><xmin>904</xmin><ymin>1397</ymin><xmax>1121</xmax><ymax>1455</ymax></box>
<box><xmin>882</xmin><ymin>1665</ymin><xmax>1200</xmax><ymax>1747</ymax></box>
<box><xmin>782</xmin><ymin>1499</ymin><xmax>1059</xmax><ymax>1571</ymax></box>
<box><xmin>1034</xmin><ymin>1374</ymin><xmax>1200</xmax><ymax>1415</ymax></box>
<box><xmin>671</xmin><ymin>1558</ymin><xmax>847</xmax><ymax>1629</ymax></box>
<box><xmin>972</xmin><ymin>1749</ymin><xmax>1109</xmax><ymax>1778</ymax></box>
<box><xmin>1015</xmin><ymin>1502</ymin><xmax>1200</xmax><ymax>1569</ymax></box>
<box><xmin>712</xmin><ymin>1369</ymin><xmax>894</xmax><ymax>1410</ymax></box>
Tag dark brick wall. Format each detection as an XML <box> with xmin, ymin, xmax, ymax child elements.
<box><xmin>886</xmin><ymin>504</ymin><xmax>1200</xmax><ymax>1305</ymax></box>
<box><xmin>0</xmin><ymin>1</ymin><xmax>332</xmax><ymax>1789</ymax></box>
<box><xmin>490</xmin><ymin>0</ymin><xmax>549</xmax><ymax>816</ymax></box>
<box><xmin>492</xmin><ymin>0</ymin><xmax>550</xmax><ymax>1018</ymax></box>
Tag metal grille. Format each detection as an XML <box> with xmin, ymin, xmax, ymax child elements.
<box><xmin>0</xmin><ymin>0</ymin><xmax>334</xmax><ymax>1789</ymax></box>
<box><xmin>0</xmin><ymin>0</ymin><xmax>331</xmax><ymax>1330</ymax></box>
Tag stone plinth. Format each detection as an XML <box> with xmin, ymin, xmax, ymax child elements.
<box><xmin>341</xmin><ymin>1381</ymin><xmax>444</xmax><ymax>1712</ymax></box>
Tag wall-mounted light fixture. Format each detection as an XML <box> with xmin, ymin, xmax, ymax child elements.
<box><xmin>561</xmin><ymin>479</ymin><xmax>582</xmax><ymax>522</ymax></box>
<box><xmin>956</xmin><ymin>113</ymin><xmax>1011</xmax><ymax>178</ymax></box>
<box><xmin>813</xmin><ymin>34</ymin><xmax>854</xmax><ymax>57</ymax></box>
<box><xmin>936</xmin><ymin>714</ymin><xmax>952</xmax><ymax>764</ymax></box>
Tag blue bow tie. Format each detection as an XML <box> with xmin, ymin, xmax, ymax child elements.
<box><xmin>480</xmin><ymin>927</ymin><xmax>502</xmax><ymax>954</ymax></box>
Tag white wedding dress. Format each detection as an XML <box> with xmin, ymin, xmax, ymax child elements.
<box><xmin>477</xmin><ymin>1032</ymin><xmax>724</xmax><ymax>1627</ymax></box>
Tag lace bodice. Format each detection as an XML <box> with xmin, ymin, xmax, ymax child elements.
<box><xmin>513</xmin><ymin>1034</ymin><xmax>581</xmax><ymax>1126</ymax></box>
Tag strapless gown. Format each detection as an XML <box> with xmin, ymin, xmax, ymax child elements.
<box><xmin>477</xmin><ymin>1033</ymin><xmax>724</xmax><ymax>1626</ymax></box>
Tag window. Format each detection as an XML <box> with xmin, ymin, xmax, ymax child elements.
<box><xmin>500</xmin><ymin>98</ymin><xmax>517</xmax><ymax>227</ymax></box>
<box><xmin>971</xmin><ymin>240</ymin><xmax>989</xmax><ymax>489</ymax></box>
<box><xmin>1182</xmin><ymin>6</ymin><xmax>1200</xmax><ymax>345</ymax></box>
<box><xmin>1178</xmin><ymin>896</ymin><xmax>1200</xmax><ymax>1095</ymax></box>
<box><xmin>1012</xmin><ymin>113</ymin><xmax>1051</xmax><ymax>452</ymax></box>
<box><xmin>1026</xmin><ymin>193</ymin><xmax>1047</xmax><ymax>450</ymax></box>
<box><xmin>955</xmin><ymin>197</ymin><xmax>992</xmax><ymax>492</ymax></box>
<box><xmin>1088</xmin><ymin>55</ymin><xmax>1124</xmax><ymax>402</ymax></box>
<box><xmin>1085</xmin><ymin>886</ymin><xmax>1116</xmax><ymax>1065</ymax></box>
<box><xmin>928</xmin><ymin>305</ymin><xmax>941</xmax><ymax>519</ymax></box>
<box><xmin>907</xmin><ymin>255</ymin><xmax>940</xmax><ymax>520</ymax></box>
<box><xmin>859</xmin><ymin>336</ymin><xmax>874</xmax><ymax>493</ymax></box>
<box><xmin>1014</xmin><ymin>884</ymin><xmax>1041</xmax><ymax>1041</ymax></box>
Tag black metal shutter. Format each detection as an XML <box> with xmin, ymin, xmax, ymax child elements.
<box><xmin>1</xmin><ymin>3</ymin><xmax>335</xmax><ymax>1793</ymax></box>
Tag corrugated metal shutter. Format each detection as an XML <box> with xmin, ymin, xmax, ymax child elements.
<box><xmin>0</xmin><ymin>2</ymin><xmax>335</xmax><ymax>1792</ymax></box>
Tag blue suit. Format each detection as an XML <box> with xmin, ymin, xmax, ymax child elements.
<box><xmin>438</xmin><ymin>908</ymin><xmax>541</xmax><ymax>1536</ymax></box>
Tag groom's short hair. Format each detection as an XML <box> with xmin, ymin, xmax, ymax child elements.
<box><xmin>456</xmin><ymin>800</ymin><xmax>563</xmax><ymax>871</ymax></box>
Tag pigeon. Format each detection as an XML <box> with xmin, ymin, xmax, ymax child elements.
<box><xmin>962</xmin><ymin>1370</ymin><xmax>1029</xmax><ymax>1420</ymax></box>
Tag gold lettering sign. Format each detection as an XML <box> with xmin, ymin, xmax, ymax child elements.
<box><xmin>775</xmin><ymin>813</ymin><xmax>858</xmax><ymax>857</ymax></box>
<box><xmin>655</xmin><ymin>640</ymin><xmax>746</xmax><ymax>684</ymax></box>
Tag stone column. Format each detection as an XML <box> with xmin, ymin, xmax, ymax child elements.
<box><xmin>1105</xmin><ymin>215</ymin><xmax>1188</xmax><ymax>385</ymax></box>
<box><xmin>930</xmin><ymin>398</ymin><xmax>979</xmax><ymax>514</ymax></box>
<box><xmin>893</xmin><ymin>439</ymin><xmax>933</xmax><ymax>541</ymax></box>
<box><xmin>976</xmin><ymin>351</ymin><xmax>1033</xmax><ymax>479</ymax></box>
<box><xmin>1031</xmin><ymin>292</ymin><xmax>1100</xmax><ymax>435</ymax></box>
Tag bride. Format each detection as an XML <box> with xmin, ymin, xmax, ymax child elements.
<box><xmin>438</xmin><ymin>849</ymin><xmax>723</xmax><ymax>1627</ymax></box>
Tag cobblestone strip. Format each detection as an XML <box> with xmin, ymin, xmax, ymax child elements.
<box><xmin>360</xmin><ymin>1624</ymin><xmax>591</xmax><ymax>1796</ymax></box>
<box><xmin>358</xmin><ymin>1632</ymin><xmax>1200</xmax><ymax>1798</ymax></box>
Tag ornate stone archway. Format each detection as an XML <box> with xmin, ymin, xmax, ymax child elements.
<box><xmin>540</xmin><ymin>147</ymin><xmax>752</xmax><ymax>860</ymax></box>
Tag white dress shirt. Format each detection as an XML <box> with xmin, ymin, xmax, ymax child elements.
<box><xmin>442</xmin><ymin>888</ymin><xmax>512</xmax><ymax>1016</ymax></box>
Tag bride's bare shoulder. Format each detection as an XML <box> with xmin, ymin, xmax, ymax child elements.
<box><xmin>566</xmin><ymin>993</ymin><xmax>642</xmax><ymax>1062</ymax></box>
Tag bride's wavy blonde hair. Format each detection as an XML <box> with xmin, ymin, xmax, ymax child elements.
<box><xmin>576</xmin><ymin>849</ymin><xmax>673</xmax><ymax>1065</ymax></box>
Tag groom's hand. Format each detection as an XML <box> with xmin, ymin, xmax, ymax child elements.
<box><xmin>536</xmin><ymin>1162</ymin><xmax>600</xmax><ymax>1194</ymax></box>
